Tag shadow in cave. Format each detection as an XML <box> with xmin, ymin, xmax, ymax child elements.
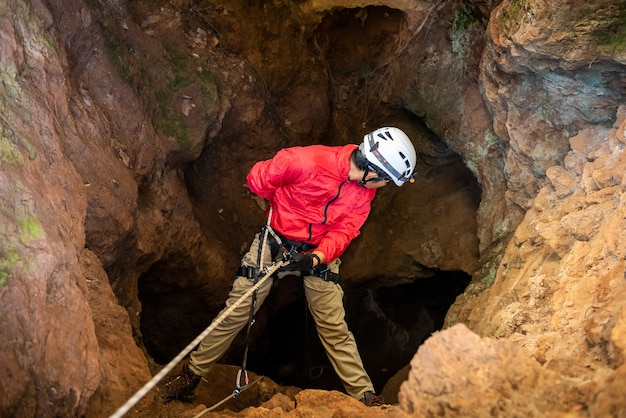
<box><xmin>138</xmin><ymin>270</ymin><xmax>218</xmax><ymax>365</ymax></box>
<box><xmin>139</xmin><ymin>267</ymin><xmax>470</xmax><ymax>395</ymax></box>
<box><xmin>246</xmin><ymin>271</ymin><xmax>471</xmax><ymax>394</ymax></box>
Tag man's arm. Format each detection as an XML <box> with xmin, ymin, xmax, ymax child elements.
<box><xmin>246</xmin><ymin>148</ymin><xmax>303</xmax><ymax>200</ymax></box>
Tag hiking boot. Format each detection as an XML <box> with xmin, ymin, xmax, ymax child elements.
<box><xmin>162</xmin><ymin>364</ymin><xmax>201</xmax><ymax>403</ymax></box>
<box><xmin>360</xmin><ymin>391</ymin><xmax>384</xmax><ymax>407</ymax></box>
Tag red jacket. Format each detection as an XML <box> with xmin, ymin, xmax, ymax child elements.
<box><xmin>247</xmin><ymin>144</ymin><xmax>376</xmax><ymax>262</ymax></box>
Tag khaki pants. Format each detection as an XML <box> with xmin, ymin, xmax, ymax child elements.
<box><xmin>189</xmin><ymin>232</ymin><xmax>375</xmax><ymax>399</ymax></box>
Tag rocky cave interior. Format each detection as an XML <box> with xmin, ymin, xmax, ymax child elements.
<box><xmin>2</xmin><ymin>0</ymin><xmax>626</xmax><ymax>417</ymax></box>
<box><xmin>135</xmin><ymin>0</ymin><xmax>480</xmax><ymax>401</ymax></box>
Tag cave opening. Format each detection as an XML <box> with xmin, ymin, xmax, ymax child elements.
<box><xmin>139</xmin><ymin>267</ymin><xmax>470</xmax><ymax>393</ymax></box>
<box><xmin>138</xmin><ymin>269</ymin><xmax>220</xmax><ymax>365</ymax></box>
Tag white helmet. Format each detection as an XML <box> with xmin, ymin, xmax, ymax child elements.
<box><xmin>359</xmin><ymin>127</ymin><xmax>417</xmax><ymax>186</ymax></box>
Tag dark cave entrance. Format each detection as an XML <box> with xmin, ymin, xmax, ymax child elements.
<box><xmin>139</xmin><ymin>269</ymin><xmax>470</xmax><ymax>394</ymax></box>
<box><xmin>138</xmin><ymin>270</ymin><xmax>220</xmax><ymax>365</ymax></box>
<box><xmin>245</xmin><ymin>271</ymin><xmax>471</xmax><ymax>393</ymax></box>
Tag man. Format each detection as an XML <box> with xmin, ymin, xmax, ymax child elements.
<box><xmin>163</xmin><ymin>127</ymin><xmax>417</xmax><ymax>406</ymax></box>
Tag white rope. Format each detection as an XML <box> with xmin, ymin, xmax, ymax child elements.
<box><xmin>109</xmin><ymin>261</ymin><xmax>285</xmax><ymax>418</ymax></box>
<box><xmin>259</xmin><ymin>206</ymin><xmax>273</xmax><ymax>271</ymax></box>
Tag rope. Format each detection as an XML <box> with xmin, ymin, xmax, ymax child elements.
<box><xmin>109</xmin><ymin>260</ymin><xmax>285</xmax><ymax>418</ymax></box>
<box><xmin>191</xmin><ymin>375</ymin><xmax>264</xmax><ymax>418</ymax></box>
<box><xmin>236</xmin><ymin>209</ymin><xmax>275</xmax><ymax>391</ymax></box>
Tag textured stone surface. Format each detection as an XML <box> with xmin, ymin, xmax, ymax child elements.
<box><xmin>0</xmin><ymin>0</ymin><xmax>225</xmax><ymax>415</ymax></box>
<box><xmin>447</xmin><ymin>107</ymin><xmax>626</xmax><ymax>416</ymax></box>
<box><xmin>2</xmin><ymin>0</ymin><xmax>626</xmax><ymax>416</ymax></box>
<box><xmin>482</xmin><ymin>0</ymin><xmax>626</xmax><ymax>215</ymax></box>
<box><xmin>396</xmin><ymin>324</ymin><xmax>583</xmax><ymax>417</ymax></box>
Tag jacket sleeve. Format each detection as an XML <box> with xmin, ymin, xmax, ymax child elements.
<box><xmin>246</xmin><ymin>148</ymin><xmax>303</xmax><ymax>200</ymax></box>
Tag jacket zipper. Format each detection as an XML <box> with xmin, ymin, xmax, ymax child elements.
<box><xmin>307</xmin><ymin>181</ymin><xmax>346</xmax><ymax>242</ymax></box>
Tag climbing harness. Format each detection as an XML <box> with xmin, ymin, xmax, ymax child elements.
<box><xmin>234</xmin><ymin>226</ymin><xmax>309</xmax><ymax>396</ymax></box>
<box><xmin>238</xmin><ymin>224</ymin><xmax>340</xmax><ymax>284</ymax></box>
<box><xmin>311</xmin><ymin>264</ymin><xmax>340</xmax><ymax>283</ymax></box>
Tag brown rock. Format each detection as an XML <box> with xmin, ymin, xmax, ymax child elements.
<box><xmin>448</xmin><ymin>108</ymin><xmax>626</xmax><ymax>417</ymax></box>
<box><xmin>588</xmin><ymin>363</ymin><xmax>626</xmax><ymax>418</ymax></box>
<box><xmin>4</xmin><ymin>0</ymin><xmax>626</xmax><ymax>416</ymax></box>
<box><xmin>80</xmin><ymin>249</ymin><xmax>154</xmax><ymax>416</ymax></box>
<box><xmin>197</xmin><ymin>389</ymin><xmax>396</xmax><ymax>418</ymax></box>
<box><xmin>560</xmin><ymin>200</ymin><xmax>614</xmax><ymax>242</ymax></box>
<box><xmin>259</xmin><ymin>393</ymin><xmax>295</xmax><ymax>412</ymax></box>
<box><xmin>397</xmin><ymin>324</ymin><xmax>579</xmax><ymax>417</ymax></box>
<box><xmin>610</xmin><ymin>305</ymin><xmax>626</xmax><ymax>367</ymax></box>
<box><xmin>546</xmin><ymin>165</ymin><xmax>578</xmax><ymax>198</ymax></box>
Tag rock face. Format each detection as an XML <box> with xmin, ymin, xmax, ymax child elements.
<box><xmin>442</xmin><ymin>108</ymin><xmax>626</xmax><ymax>416</ymax></box>
<box><xmin>0</xmin><ymin>0</ymin><xmax>223</xmax><ymax>414</ymax></box>
<box><xmin>438</xmin><ymin>0</ymin><xmax>626</xmax><ymax>413</ymax></box>
<box><xmin>397</xmin><ymin>324</ymin><xmax>584</xmax><ymax>417</ymax></box>
<box><xmin>1</xmin><ymin>0</ymin><xmax>626</xmax><ymax>417</ymax></box>
<box><xmin>483</xmin><ymin>0</ymin><xmax>626</xmax><ymax>214</ymax></box>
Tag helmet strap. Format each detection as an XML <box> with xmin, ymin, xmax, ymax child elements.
<box><xmin>358</xmin><ymin>168</ymin><xmax>370</xmax><ymax>186</ymax></box>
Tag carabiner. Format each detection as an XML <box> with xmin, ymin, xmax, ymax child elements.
<box><xmin>233</xmin><ymin>368</ymin><xmax>249</xmax><ymax>398</ymax></box>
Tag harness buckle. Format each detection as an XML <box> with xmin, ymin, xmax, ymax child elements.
<box><xmin>312</xmin><ymin>265</ymin><xmax>340</xmax><ymax>283</ymax></box>
<box><xmin>235</xmin><ymin>265</ymin><xmax>259</xmax><ymax>280</ymax></box>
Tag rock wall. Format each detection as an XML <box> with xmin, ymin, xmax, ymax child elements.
<box><xmin>419</xmin><ymin>1</ymin><xmax>626</xmax><ymax>414</ymax></box>
<box><xmin>1</xmin><ymin>0</ymin><xmax>626</xmax><ymax>416</ymax></box>
<box><xmin>400</xmin><ymin>0</ymin><xmax>626</xmax><ymax>282</ymax></box>
<box><xmin>413</xmin><ymin>108</ymin><xmax>626</xmax><ymax>416</ymax></box>
<box><xmin>0</xmin><ymin>0</ymin><xmax>225</xmax><ymax>414</ymax></box>
<box><xmin>397</xmin><ymin>324</ymin><xmax>587</xmax><ymax>417</ymax></box>
<box><xmin>1</xmin><ymin>2</ymin><xmax>104</xmax><ymax>415</ymax></box>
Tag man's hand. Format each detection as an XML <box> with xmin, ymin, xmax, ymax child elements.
<box><xmin>280</xmin><ymin>252</ymin><xmax>316</xmax><ymax>271</ymax></box>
